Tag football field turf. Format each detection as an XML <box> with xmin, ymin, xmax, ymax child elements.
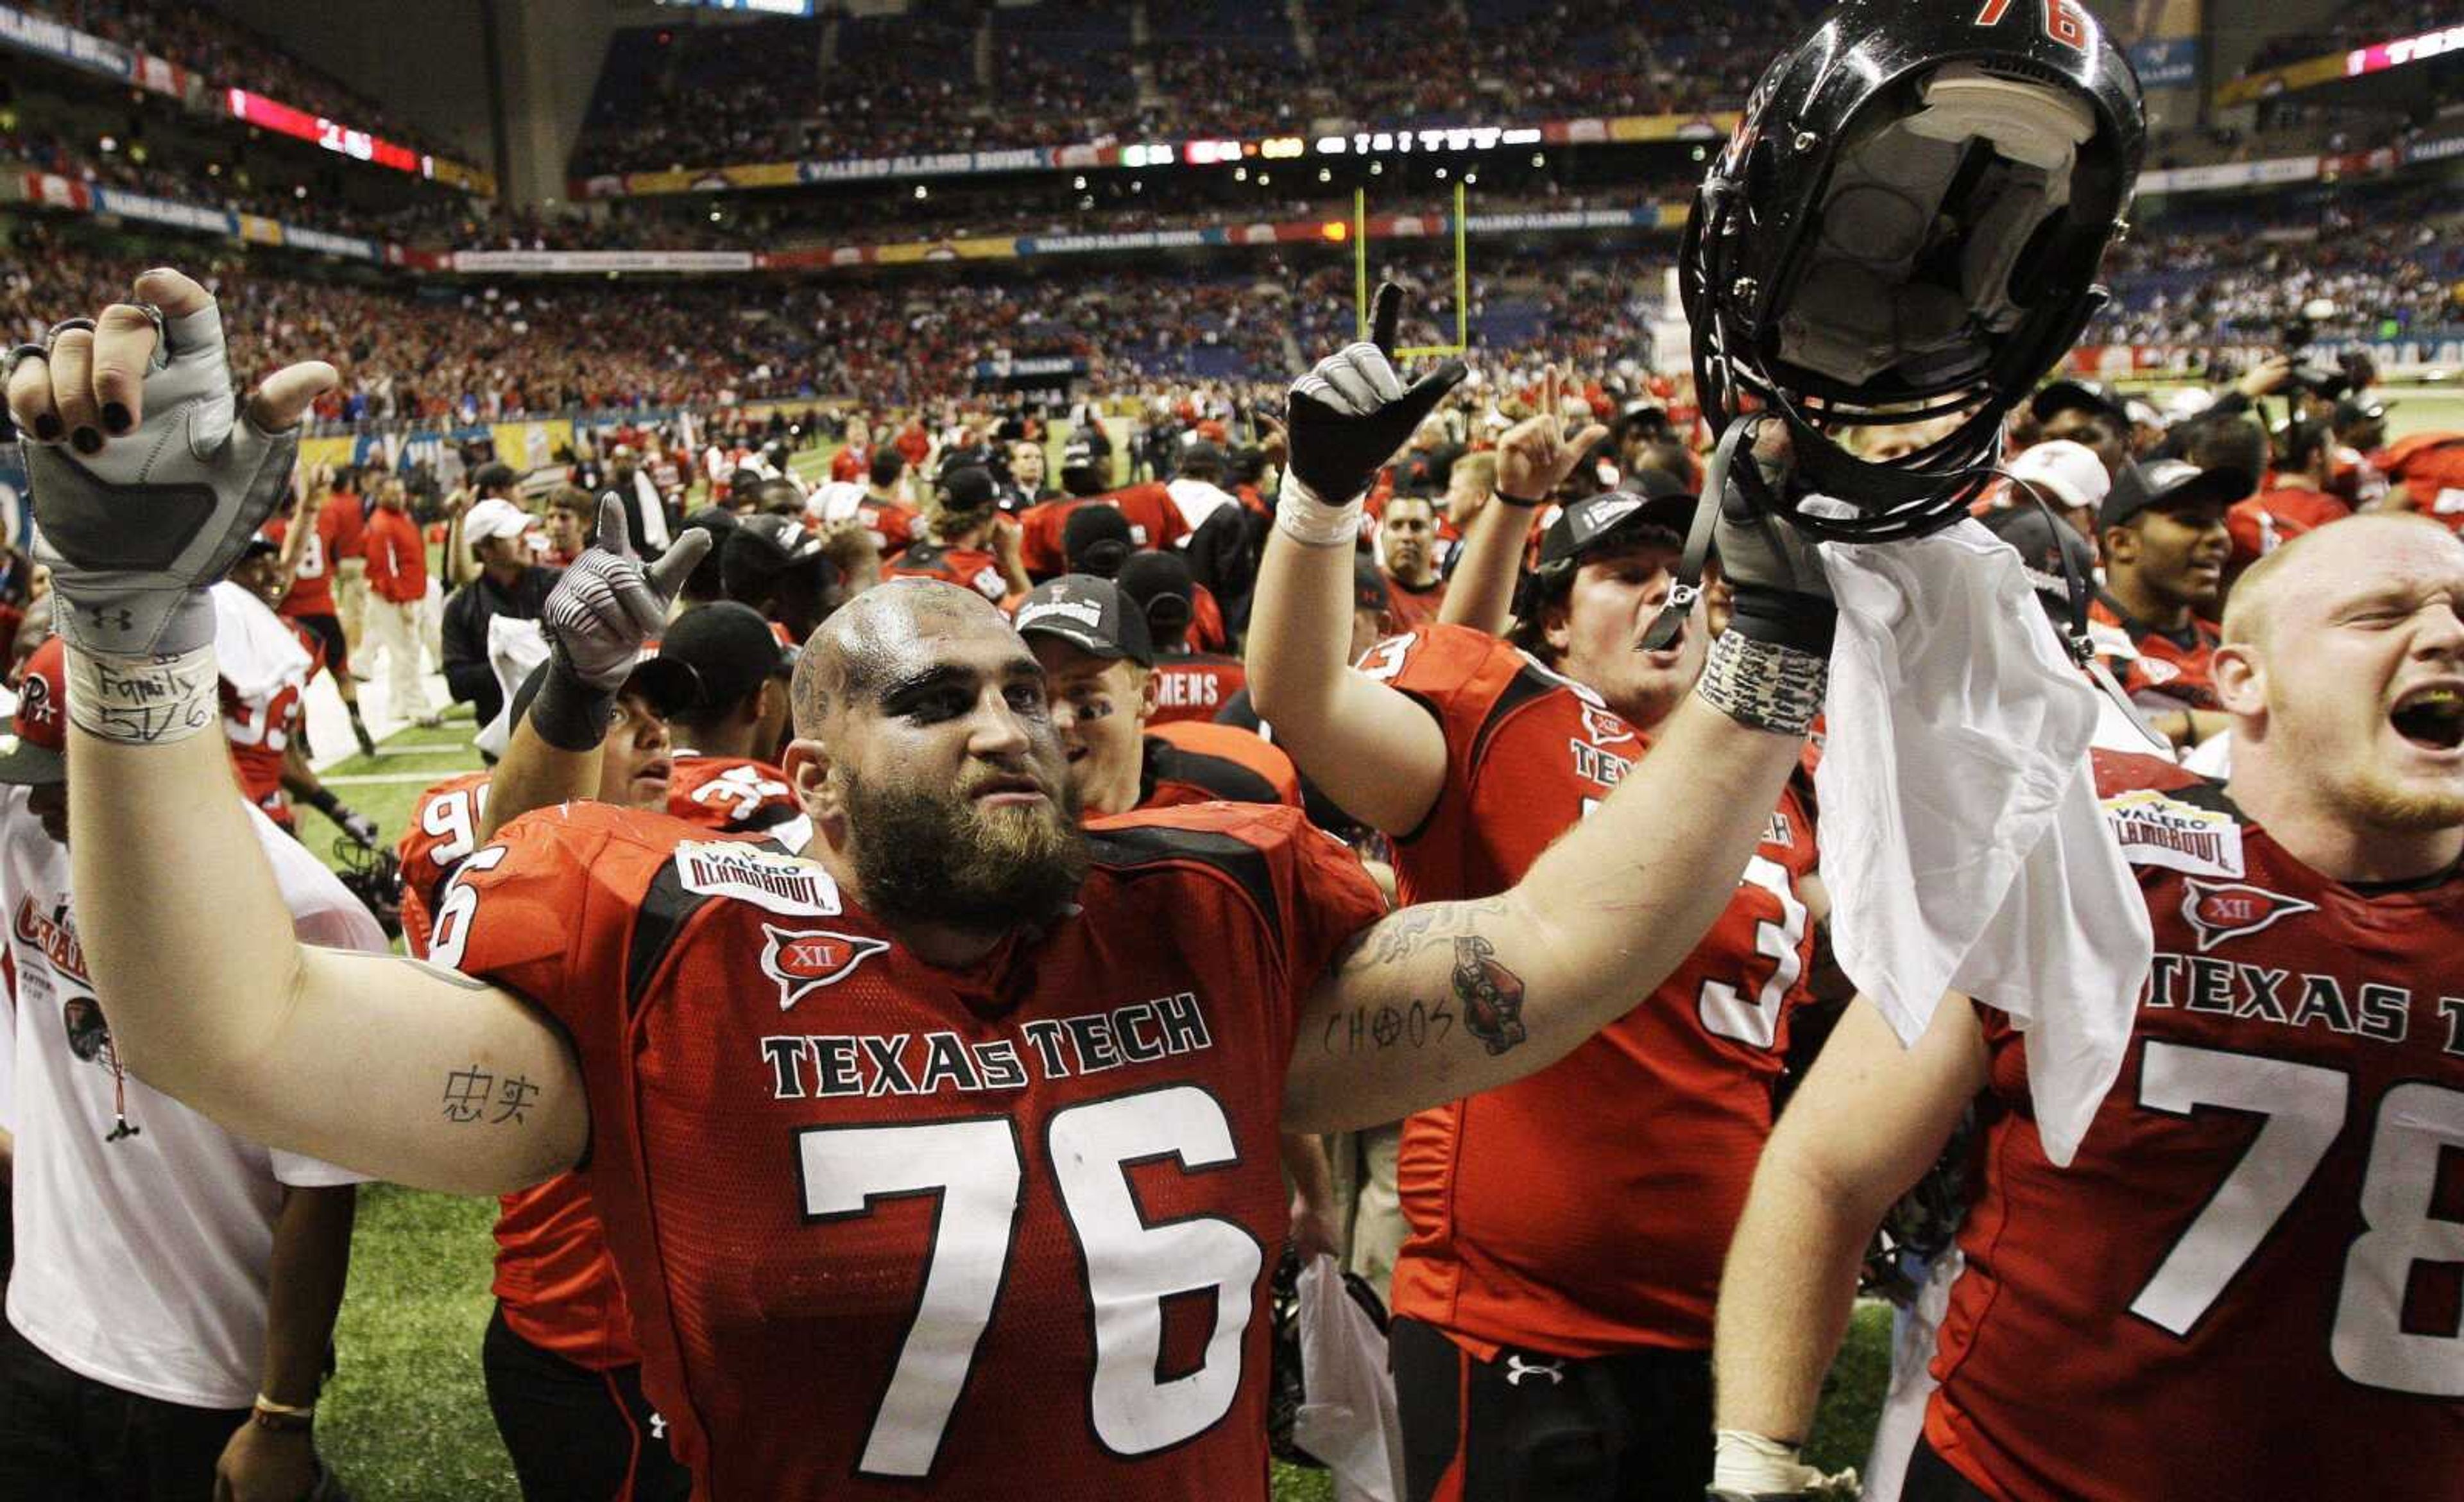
<box><xmin>295</xmin><ymin>717</ymin><xmax>1893</xmax><ymax>1498</ymax></box>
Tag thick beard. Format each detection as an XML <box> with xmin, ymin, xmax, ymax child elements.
<box><xmin>843</xmin><ymin>770</ymin><xmax>1088</xmax><ymax>934</ymax></box>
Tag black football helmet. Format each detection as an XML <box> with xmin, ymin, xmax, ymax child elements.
<box><xmin>1683</xmin><ymin>0</ymin><xmax>2146</xmax><ymax>539</ymax></box>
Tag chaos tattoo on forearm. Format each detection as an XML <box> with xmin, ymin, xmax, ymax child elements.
<box><xmin>1322</xmin><ymin>901</ymin><xmax>1530</xmax><ymax>1058</ymax></box>
<box><xmin>440</xmin><ymin>1066</ymin><xmax>541</xmax><ymax>1126</ymax></box>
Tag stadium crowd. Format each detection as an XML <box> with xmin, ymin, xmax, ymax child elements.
<box><xmin>568</xmin><ymin>0</ymin><xmax>1813</xmax><ymax>176</ymax></box>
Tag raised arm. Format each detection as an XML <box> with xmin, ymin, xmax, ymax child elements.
<box><xmin>6</xmin><ymin>269</ymin><xmax>584</xmax><ymax>1195</ymax></box>
<box><xmin>1244</xmin><ymin>293</ymin><xmax>1456</xmax><ymax>835</ymax></box>
<box><xmin>1284</xmin><ymin>682</ymin><xmax>1804</xmax><ymax>1128</ymax></box>
<box><xmin>478</xmin><ymin>498</ymin><xmax>705</xmax><ymax>842</ymax></box>
<box><xmin>1707</xmin><ymin>996</ymin><xmax>1986</xmax><ymax>1496</ymax></box>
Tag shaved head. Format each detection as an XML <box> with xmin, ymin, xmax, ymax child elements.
<box><xmin>2223</xmin><ymin>514</ymin><xmax>2455</xmax><ymax>655</ymax></box>
<box><xmin>793</xmin><ymin>578</ymin><xmax>1018</xmax><ymax>736</ymax></box>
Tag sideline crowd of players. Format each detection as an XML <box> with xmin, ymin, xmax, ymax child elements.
<box><xmin>1</xmin><ymin>17</ymin><xmax>2463</xmax><ymax>1502</ymax></box>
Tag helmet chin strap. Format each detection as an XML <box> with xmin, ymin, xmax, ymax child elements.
<box><xmin>1639</xmin><ymin>417</ymin><xmax>1761</xmax><ymax>654</ymax></box>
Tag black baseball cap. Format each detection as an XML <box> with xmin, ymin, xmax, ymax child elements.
<box><xmin>1116</xmin><ymin>550</ymin><xmax>1195</xmax><ymax>643</ymax></box>
<box><xmin>2332</xmin><ymin>394</ymin><xmax>2393</xmax><ymax>429</ymax></box>
<box><xmin>2030</xmin><ymin>379</ymin><xmax>2130</xmax><ymax>427</ymax></box>
<box><xmin>1014</xmin><ymin>574</ymin><xmax>1154</xmax><ymax>668</ymax></box>
<box><xmin>507</xmin><ymin>652</ymin><xmax>701</xmax><ymax>736</ymax></box>
<box><xmin>1536</xmin><ymin>476</ymin><xmax>1697</xmax><ymax>569</ymax></box>
<box><xmin>2099</xmin><ymin>458</ymin><xmax>2254</xmax><ymax>532</ymax></box>
<box><xmin>657</xmin><ymin>601</ymin><xmax>798</xmax><ymax>718</ymax></box>
<box><xmin>938</xmin><ymin>465</ymin><xmax>1000</xmax><ymax>518</ymax></box>
<box><xmin>722</xmin><ymin>514</ymin><xmax>836</xmax><ymax>600</ymax></box>
<box><xmin>241</xmin><ymin>530</ymin><xmax>280</xmax><ymax>560</ymax></box>
<box><xmin>1982</xmin><ymin>506</ymin><xmax>2094</xmax><ymax>623</ymax></box>
<box><xmin>1063</xmin><ymin>503</ymin><xmax>1136</xmax><ymax>578</ymax></box>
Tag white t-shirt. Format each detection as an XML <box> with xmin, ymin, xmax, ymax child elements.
<box><xmin>0</xmin><ymin>793</ymin><xmax>384</xmax><ymax>1408</ymax></box>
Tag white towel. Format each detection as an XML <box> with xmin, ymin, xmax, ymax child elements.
<box><xmin>210</xmin><ymin>582</ymin><xmax>313</xmax><ymax>703</ymax></box>
<box><xmin>1814</xmin><ymin>519</ymin><xmax>2153</xmax><ymax>1166</ymax></box>
<box><xmin>472</xmin><ymin>616</ymin><xmax>550</xmax><ymax>759</ymax></box>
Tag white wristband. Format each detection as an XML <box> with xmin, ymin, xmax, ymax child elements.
<box><xmin>1711</xmin><ymin>1429</ymin><xmax>1856</xmax><ymax>1494</ymax></box>
<box><xmin>1274</xmin><ymin>477</ymin><xmax>1364</xmax><ymax>549</ymax></box>
<box><xmin>66</xmin><ymin>643</ymin><xmax>220</xmax><ymax>747</ymax></box>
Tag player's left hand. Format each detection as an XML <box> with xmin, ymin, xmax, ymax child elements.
<box><xmin>214</xmin><ymin>1418</ymin><xmax>320</xmax><ymax>1502</ymax></box>
<box><xmin>8</xmin><ymin>268</ymin><xmax>336</xmax><ymax>657</ymax></box>
<box><xmin>542</xmin><ymin>496</ymin><xmax>710</xmax><ymax>693</ymax></box>
<box><xmin>1285</xmin><ymin>282</ymin><xmax>1467</xmax><ymax>507</ymax></box>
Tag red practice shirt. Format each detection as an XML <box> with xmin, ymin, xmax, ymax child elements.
<box><xmin>363</xmin><ymin>506</ymin><xmax>428</xmax><ymax>604</ymax></box>
<box><xmin>436</xmin><ymin>800</ymin><xmax>1383</xmax><ymax>1497</ymax></box>
<box><xmin>398</xmin><ymin>770</ymin><xmax>643</xmax><ymax>1371</ymax></box>
<box><xmin>1921</xmin><ymin>752</ymin><xmax>2464</xmax><ymax>1501</ymax></box>
<box><xmin>1369</xmin><ymin>624</ymin><xmax>1819</xmax><ymax>1358</ymax></box>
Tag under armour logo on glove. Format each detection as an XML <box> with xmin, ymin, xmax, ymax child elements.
<box><xmin>1503</xmin><ymin>1354</ymin><xmax>1564</xmax><ymax>1388</ymax></box>
<box><xmin>1285</xmin><ymin>282</ymin><xmax>1467</xmax><ymax>508</ymax></box>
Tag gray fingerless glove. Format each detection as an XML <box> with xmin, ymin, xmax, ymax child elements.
<box><xmin>28</xmin><ymin>300</ymin><xmax>298</xmax><ymax>657</ymax></box>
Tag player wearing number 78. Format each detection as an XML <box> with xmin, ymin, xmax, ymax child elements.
<box><xmin>9</xmin><ymin>270</ymin><xmax>1831</xmax><ymax>1499</ymax></box>
<box><xmin>1708</xmin><ymin>515</ymin><xmax>2464</xmax><ymax>1502</ymax></box>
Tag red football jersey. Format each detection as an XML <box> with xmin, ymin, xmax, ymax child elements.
<box><xmin>884</xmin><ymin>541</ymin><xmax>1013</xmax><ymax>605</ymax></box>
<box><xmin>1140</xmin><ymin>723</ymin><xmax>1302</xmax><ymax>812</ymax></box>
<box><xmin>323</xmin><ymin>487</ymin><xmax>366</xmax><ymax>562</ymax></box>
<box><xmin>437</xmin><ymin>801</ymin><xmax>1383</xmax><ymax>1497</ymax></box>
<box><xmin>219</xmin><ymin>620</ymin><xmax>323</xmax><ymax>828</ymax></box>
<box><xmin>1146</xmin><ymin>653</ymin><xmax>1247</xmax><ymax>727</ymax></box>
<box><xmin>854</xmin><ymin>499</ymin><xmax>921</xmax><ymax>555</ymax></box>
<box><xmin>2381</xmin><ymin>432</ymin><xmax>2464</xmax><ymax>530</ymax></box>
<box><xmin>2225</xmin><ymin>485</ymin><xmax>2350</xmax><ymax>569</ymax></box>
<box><xmin>397</xmin><ymin>771</ymin><xmax>495</xmax><ymax>959</ymax></box>
<box><xmin>1371</xmin><ymin>625</ymin><xmax>1819</xmax><ymax>1358</ymax></box>
<box><xmin>1924</xmin><ymin>752</ymin><xmax>2464</xmax><ymax>1500</ymax></box>
<box><xmin>1016</xmin><ymin>488</ymin><xmax>1191</xmax><ymax>578</ymax></box>
<box><xmin>2087</xmin><ymin>597</ymin><xmax>2221</xmax><ymax>711</ymax></box>
<box><xmin>667</xmin><ymin>755</ymin><xmax>801</xmax><ymax>835</ymax></box>
<box><xmin>265</xmin><ymin>511</ymin><xmax>336</xmax><ymax>618</ymax></box>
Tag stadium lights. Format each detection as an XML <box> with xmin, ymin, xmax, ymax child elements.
<box><xmin>1234</xmin><ymin>166</ymin><xmax>1247</xmax><ymax>180</ymax></box>
<box><xmin>1260</xmin><ymin>137</ymin><xmax>1306</xmax><ymax>160</ymax></box>
<box><xmin>1073</xmin><ymin>175</ymin><xmax>1086</xmax><ymax>189</ymax></box>
<box><xmin>1315</xmin><ymin>137</ymin><xmax>1349</xmax><ymax>155</ymax></box>
<box><xmin>1322</xmin><ymin>221</ymin><xmax>1349</xmax><ymax>242</ymax></box>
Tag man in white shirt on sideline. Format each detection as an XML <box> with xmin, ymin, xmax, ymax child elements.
<box><xmin>0</xmin><ymin>636</ymin><xmax>382</xmax><ymax>1501</ymax></box>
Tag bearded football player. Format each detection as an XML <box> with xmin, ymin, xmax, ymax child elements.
<box><xmin>10</xmin><ymin>266</ymin><xmax>1829</xmax><ymax>1499</ymax></box>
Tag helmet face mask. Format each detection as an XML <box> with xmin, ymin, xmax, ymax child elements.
<box><xmin>1685</xmin><ymin>0</ymin><xmax>2146</xmax><ymax>540</ymax></box>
